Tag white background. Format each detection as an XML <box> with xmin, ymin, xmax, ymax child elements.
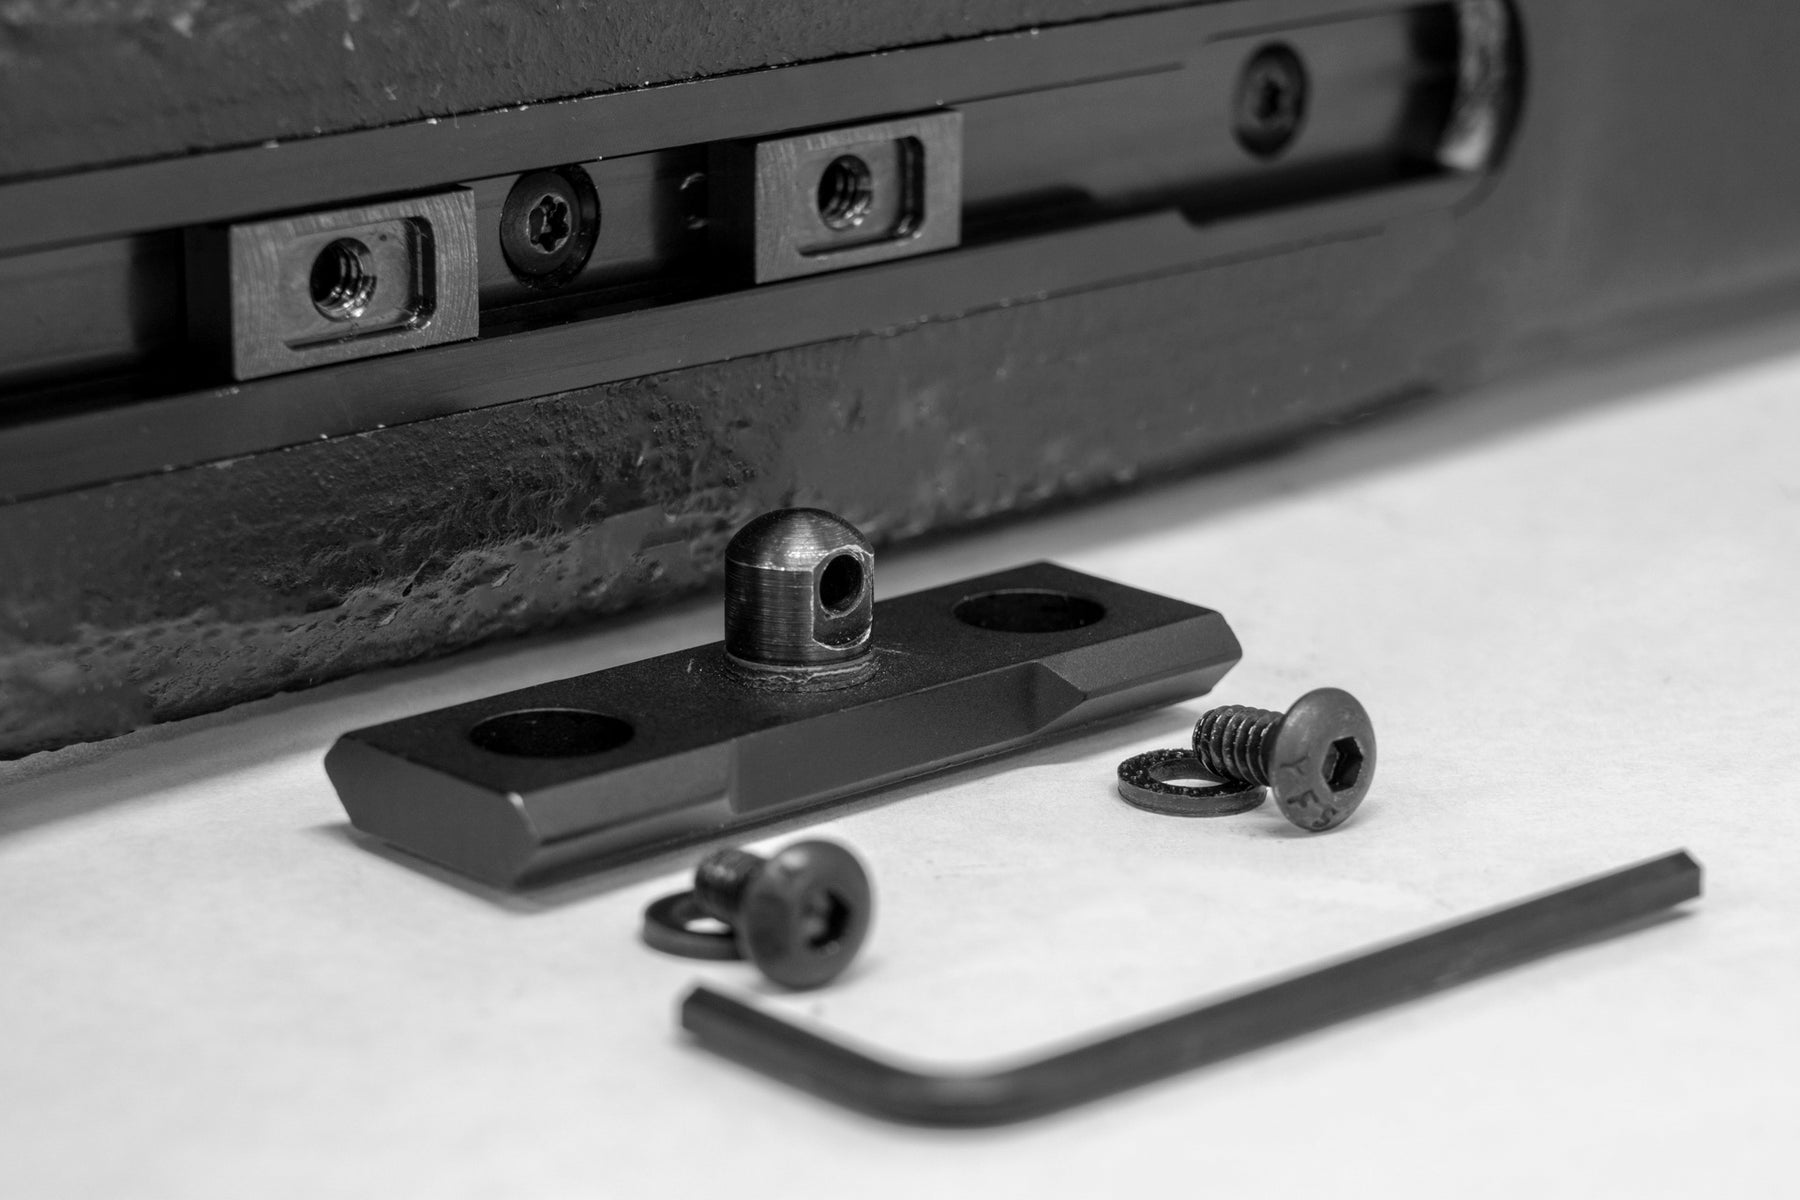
<box><xmin>3</xmin><ymin>313</ymin><xmax>1796</xmax><ymax>1197</ymax></box>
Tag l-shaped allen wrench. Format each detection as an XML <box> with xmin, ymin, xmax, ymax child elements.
<box><xmin>681</xmin><ymin>850</ymin><xmax>1701</xmax><ymax>1126</ymax></box>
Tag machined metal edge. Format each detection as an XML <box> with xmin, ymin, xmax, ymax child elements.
<box><xmin>326</xmin><ymin>562</ymin><xmax>1242</xmax><ymax>887</ymax></box>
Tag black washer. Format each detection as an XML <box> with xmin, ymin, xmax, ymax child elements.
<box><xmin>641</xmin><ymin>890</ymin><xmax>742</xmax><ymax>961</ymax></box>
<box><xmin>1116</xmin><ymin>748</ymin><xmax>1265</xmax><ymax>817</ymax></box>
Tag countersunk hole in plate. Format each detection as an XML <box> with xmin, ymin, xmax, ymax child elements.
<box><xmin>468</xmin><ymin>708</ymin><xmax>634</xmax><ymax>757</ymax></box>
<box><xmin>952</xmin><ymin>589</ymin><xmax>1107</xmax><ymax>633</ymax></box>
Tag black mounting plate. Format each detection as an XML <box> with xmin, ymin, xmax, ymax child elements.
<box><xmin>325</xmin><ymin>562</ymin><xmax>1240</xmax><ymax>887</ymax></box>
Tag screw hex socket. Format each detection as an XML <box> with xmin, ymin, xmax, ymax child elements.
<box><xmin>724</xmin><ymin>508</ymin><xmax>875</xmax><ymax>682</ymax></box>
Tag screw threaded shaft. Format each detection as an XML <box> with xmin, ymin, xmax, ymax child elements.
<box><xmin>1192</xmin><ymin>705</ymin><xmax>1283</xmax><ymax>785</ymax></box>
<box><xmin>694</xmin><ymin>848</ymin><xmax>765</xmax><ymax>921</ymax></box>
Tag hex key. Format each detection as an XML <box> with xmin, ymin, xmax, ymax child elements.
<box><xmin>681</xmin><ymin>850</ymin><xmax>1701</xmax><ymax>1126</ymax></box>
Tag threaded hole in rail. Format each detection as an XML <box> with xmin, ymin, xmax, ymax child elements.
<box><xmin>309</xmin><ymin>237</ymin><xmax>377</xmax><ymax>321</ymax></box>
<box><xmin>816</xmin><ymin>155</ymin><xmax>874</xmax><ymax>230</ymax></box>
<box><xmin>953</xmin><ymin>589</ymin><xmax>1106</xmax><ymax>633</ymax></box>
<box><xmin>817</xmin><ymin>554</ymin><xmax>864</xmax><ymax>614</ymax></box>
<box><xmin>469</xmin><ymin>708</ymin><xmax>634</xmax><ymax>758</ymax></box>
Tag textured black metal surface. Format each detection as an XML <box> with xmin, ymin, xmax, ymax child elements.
<box><xmin>0</xmin><ymin>179</ymin><xmax>1475</xmax><ymax>503</ymax></box>
<box><xmin>0</xmin><ymin>1</ymin><xmax>1191</xmax><ymax>181</ymax></box>
<box><xmin>0</xmin><ymin>0</ymin><xmax>1436</xmax><ymax>256</ymax></box>
<box><xmin>4</xmin><ymin>2</ymin><xmax>1800</xmax><ymax>758</ymax></box>
<box><xmin>681</xmin><ymin>850</ymin><xmax>1703</xmax><ymax>1126</ymax></box>
<box><xmin>0</xmin><ymin>0</ymin><xmax>1470</xmax><ymax>420</ymax></box>
<box><xmin>0</xmin><ymin>0</ymin><xmax>1477</xmax><ymax>495</ymax></box>
<box><xmin>325</xmin><ymin>562</ymin><xmax>1242</xmax><ymax>886</ymax></box>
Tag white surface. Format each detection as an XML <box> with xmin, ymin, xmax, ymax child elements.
<box><xmin>3</xmin><ymin>317</ymin><xmax>1797</xmax><ymax>1198</ymax></box>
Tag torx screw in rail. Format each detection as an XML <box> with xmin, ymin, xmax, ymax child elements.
<box><xmin>1192</xmin><ymin>687</ymin><xmax>1376</xmax><ymax>832</ymax></box>
<box><xmin>649</xmin><ymin>840</ymin><xmax>874</xmax><ymax>990</ymax></box>
<box><xmin>1233</xmin><ymin>43</ymin><xmax>1309</xmax><ymax>161</ymax></box>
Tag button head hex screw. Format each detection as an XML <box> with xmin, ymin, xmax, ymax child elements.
<box><xmin>1191</xmin><ymin>687</ymin><xmax>1376</xmax><ymax>832</ymax></box>
<box><xmin>691</xmin><ymin>840</ymin><xmax>874</xmax><ymax>990</ymax></box>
